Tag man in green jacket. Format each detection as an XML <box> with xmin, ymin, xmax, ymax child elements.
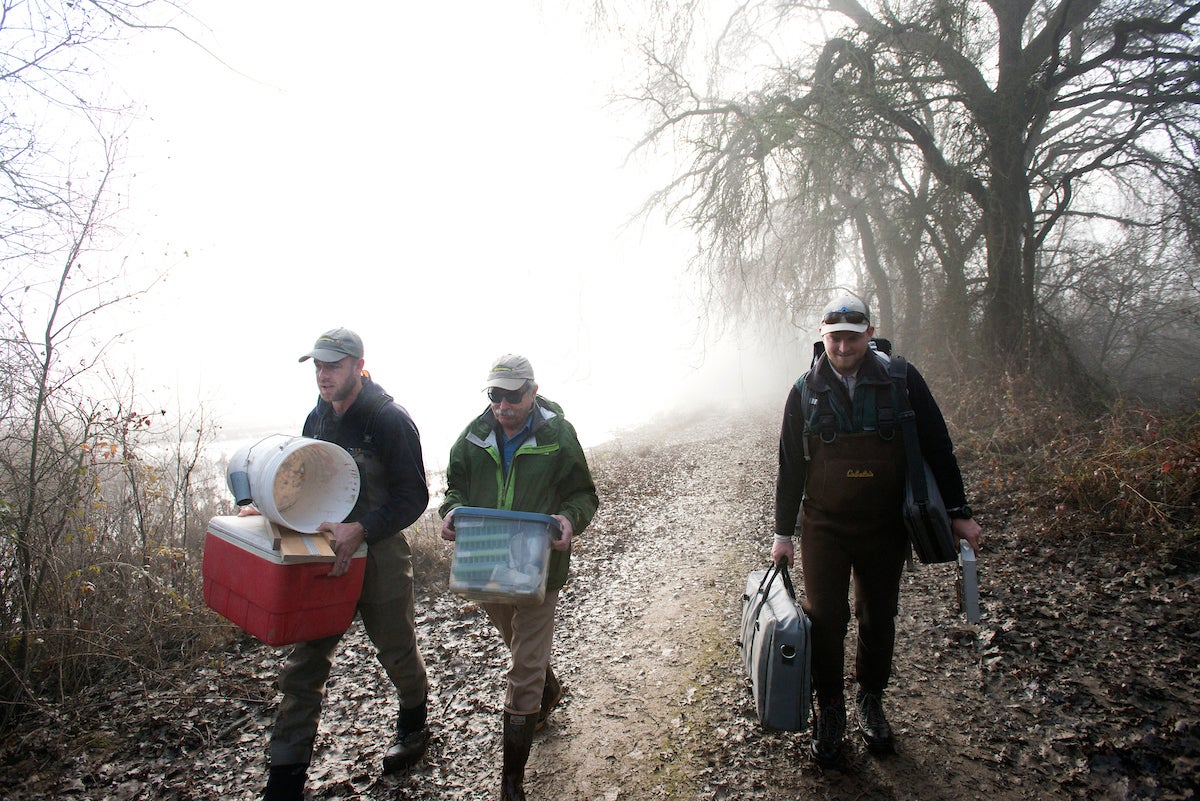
<box><xmin>439</xmin><ymin>354</ymin><xmax>599</xmax><ymax>801</ymax></box>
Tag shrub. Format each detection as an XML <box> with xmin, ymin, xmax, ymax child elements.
<box><xmin>1050</xmin><ymin>405</ymin><xmax>1200</xmax><ymax>544</ymax></box>
<box><xmin>939</xmin><ymin>373</ymin><xmax>1198</xmax><ymax>552</ymax></box>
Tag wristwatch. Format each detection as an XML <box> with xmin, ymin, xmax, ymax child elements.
<box><xmin>948</xmin><ymin>505</ymin><xmax>973</xmax><ymax>520</ymax></box>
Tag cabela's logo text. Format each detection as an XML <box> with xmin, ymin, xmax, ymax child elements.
<box><xmin>846</xmin><ymin>469</ymin><xmax>875</xmax><ymax>478</ymax></box>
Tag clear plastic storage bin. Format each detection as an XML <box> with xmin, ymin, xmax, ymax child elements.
<box><xmin>449</xmin><ymin>507</ymin><xmax>560</xmax><ymax>605</ymax></box>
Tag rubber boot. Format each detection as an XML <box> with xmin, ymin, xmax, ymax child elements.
<box><xmin>535</xmin><ymin>667</ymin><xmax>563</xmax><ymax>731</ymax></box>
<box><xmin>263</xmin><ymin>763</ymin><xmax>307</xmax><ymax>801</ymax></box>
<box><xmin>501</xmin><ymin>711</ymin><xmax>537</xmax><ymax>801</ymax></box>
<box><xmin>382</xmin><ymin>699</ymin><xmax>429</xmax><ymax>773</ymax></box>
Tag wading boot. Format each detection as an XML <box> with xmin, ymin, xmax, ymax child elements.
<box><xmin>382</xmin><ymin>700</ymin><xmax>429</xmax><ymax>773</ymax></box>
<box><xmin>535</xmin><ymin>667</ymin><xmax>563</xmax><ymax>732</ymax></box>
<box><xmin>809</xmin><ymin>695</ymin><xmax>846</xmax><ymax>767</ymax></box>
<box><xmin>263</xmin><ymin>763</ymin><xmax>307</xmax><ymax>801</ymax></box>
<box><xmin>855</xmin><ymin>688</ymin><xmax>895</xmax><ymax>754</ymax></box>
<box><xmin>501</xmin><ymin>711</ymin><xmax>537</xmax><ymax>801</ymax></box>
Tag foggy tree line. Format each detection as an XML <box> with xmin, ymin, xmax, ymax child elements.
<box><xmin>629</xmin><ymin>0</ymin><xmax>1200</xmax><ymax>403</ymax></box>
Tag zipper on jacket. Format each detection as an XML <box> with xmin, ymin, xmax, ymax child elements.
<box><xmin>498</xmin><ymin>442</ymin><xmax>558</xmax><ymax>510</ymax></box>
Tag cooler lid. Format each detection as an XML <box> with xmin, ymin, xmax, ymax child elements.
<box><xmin>207</xmin><ymin>514</ymin><xmax>366</xmax><ymax>563</ymax></box>
<box><xmin>207</xmin><ymin>514</ymin><xmax>281</xmax><ymax>560</ymax></box>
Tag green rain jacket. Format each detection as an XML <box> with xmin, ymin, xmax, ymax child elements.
<box><xmin>439</xmin><ymin>396</ymin><xmax>599</xmax><ymax>592</ymax></box>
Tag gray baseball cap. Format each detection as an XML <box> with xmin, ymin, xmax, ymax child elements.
<box><xmin>298</xmin><ymin>328</ymin><xmax>364</xmax><ymax>362</ymax></box>
<box><xmin>485</xmin><ymin>353</ymin><xmax>535</xmax><ymax>391</ymax></box>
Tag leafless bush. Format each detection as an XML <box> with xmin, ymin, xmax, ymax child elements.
<box><xmin>0</xmin><ymin>397</ymin><xmax>225</xmax><ymax>729</ymax></box>
<box><xmin>934</xmin><ymin>371</ymin><xmax>1090</xmax><ymax>460</ymax></box>
<box><xmin>940</xmin><ymin>373</ymin><xmax>1198</xmax><ymax>552</ymax></box>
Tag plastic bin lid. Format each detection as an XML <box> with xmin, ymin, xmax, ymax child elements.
<box><xmin>452</xmin><ymin>506</ymin><xmax>561</xmax><ymax>530</ymax></box>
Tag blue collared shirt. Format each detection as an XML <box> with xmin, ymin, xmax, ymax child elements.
<box><xmin>499</xmin><ymin>413</ymin><xmax>534</xmax><ymax>473</ymax></box>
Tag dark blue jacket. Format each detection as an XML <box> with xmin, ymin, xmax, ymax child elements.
<box><xmin>303</xmin><ymin>375</ymin><xmax>429</xmax><ymax>543</ymax></box>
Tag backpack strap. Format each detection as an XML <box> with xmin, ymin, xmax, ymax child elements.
<box><xmin>876</xmin><ymin>353</ymin><xmax>908</xmax><ymax>442</ymax></box>
<box><xmin>889</xmin><ymin>355</ymin><xmax>930</xmax><ymax>500</ymax></box>
<box><xmin>815</xmin><ymin>391</ymin><xmax>837</xmax><ymax>444</ymax></box>
<box><xmin>361</xmin><ymin>393</ymin><xmax>392</xmax><ymax>447</ymax></box>
<box><xmin>798</xmin><ymin>364</ymin><xmax>838</xmax><ymax>457</ymax></box>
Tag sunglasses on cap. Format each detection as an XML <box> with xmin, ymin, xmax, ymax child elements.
<box><xmin>822</xmin><ymin>310</ymin><xmax>868</xmax><ymax>326</ymax></box>
<box><xmin>487</xmin><ymin>386</ymin><xmax>528</xmax><ymax>404</ymax></box>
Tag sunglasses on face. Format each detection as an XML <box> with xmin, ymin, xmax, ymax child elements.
<box><xmin>822</xmin><ymin>310</ymin><xmax>868</xmax><ymax>326</ymax></box>
<box><xmin>487</xmin><ymin>386</ymin><xmax>528</xmax><ymax>404</ymax></box>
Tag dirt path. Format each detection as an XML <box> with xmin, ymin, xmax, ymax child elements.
<box><xmin>1</xmin><ymin>406</ymin><xmax>1196</xmax><ymax>800</ymax></box>
<box><xmin>527</xmin><ymin>407</ymin><xmax>1025</xmax><ymax>801</ymax></box>
<box><xmin>526</xmin><ymin>409</ymin><xmax>775</xmax><ymax>800</ymax></box>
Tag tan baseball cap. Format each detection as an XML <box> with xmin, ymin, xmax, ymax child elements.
<box><xmin>485</xmin><ymin>353</ymin><xmax>535</xmax><ymax>391</ymax></box>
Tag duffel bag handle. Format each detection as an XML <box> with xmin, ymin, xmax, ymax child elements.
<box><xmin>777</xmin><ymin>559</ymin><xmax>798</xmax><ymax>601</ymax></box>
<box><xmin>755</xmin><ymin>559</ymin><xmax>800</xmax><ymax>618</ymax></box>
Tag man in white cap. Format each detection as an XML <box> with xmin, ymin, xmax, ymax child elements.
<box><xmin>439</xmin><ymin>354</ymin><xmax>599</xmax><ymax>801</ymax></box>
<box><xmin>263</xmin><ymin>327</ymin><xmax>432</xmax><ymax>800</ymax></box>
<box><xmin>772</xmin><ymin>295</ymin><xmax>982</xmax><ymax>766</ymax></box>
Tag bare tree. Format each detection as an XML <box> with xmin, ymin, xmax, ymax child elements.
<box><xmin>0</xmin><ymin>0</ymin><xmax>209</xmax><ymax>724</ymax></box>
<box><xmin>629</xmin><ymin>0</ymin><xmax>1200</xmax><ymax>382</ymax></box>
<box><xmin>0</xmin><ymin>130</ymin><xmax>149</xmax><ymax>707</ymax></box>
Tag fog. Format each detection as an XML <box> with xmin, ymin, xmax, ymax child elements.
<box><xmin>88</xmin><ymin>2</ymin><xmax>810</xmax><ymax>469</ymax></box>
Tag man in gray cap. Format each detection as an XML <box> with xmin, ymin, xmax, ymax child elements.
<box><xmin>439</xmin><ymin>354</ymin><xmax>599</xmax><ymax>801</ymax></box>
<box><xmin>263</xmin><ymin>327</ymin><xmax>431</xmax><ymax>801</ymax></box>
<box><xmin>772</xmin><ymin>295</ymin><xmax>981</xmax><ymax>767</ymax></box>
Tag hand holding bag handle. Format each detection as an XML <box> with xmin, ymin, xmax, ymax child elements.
<box><xmin>751</xmin><ymin>557</ymin><xmax>801</xmax><ymax>622</ymax></box>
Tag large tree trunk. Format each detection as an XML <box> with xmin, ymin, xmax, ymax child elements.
<box><xmin>980</xmin><ymin>125</ymin><xmax>1033</xmax><ymax>364</ymax></box>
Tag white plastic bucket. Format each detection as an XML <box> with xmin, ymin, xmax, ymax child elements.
<box><xmin>226</xmin><ymin>435</ymin><xmax>360</xmax><ymax>533</ymax></box>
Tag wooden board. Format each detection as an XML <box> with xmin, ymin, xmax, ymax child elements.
<box><xmin>268</xmin><ymin>521</ymin><xmax>337</xmax><ymax>564</ymax></box>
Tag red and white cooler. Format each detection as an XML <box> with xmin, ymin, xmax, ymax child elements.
<box><xmin>202</xmin><ymin>514</ymin><xmax>365</xmax><ymax>646</ymax></box>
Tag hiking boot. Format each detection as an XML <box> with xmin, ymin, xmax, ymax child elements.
<box><xmin>809</xmin><ymin>697</ymin><xmax>846</xmax><ymax>767</ymax></box>
<box><xmin>263</xmin><ymin>763</ymin><xmax>307</xmax><ymax>801</ymax></box>
<box><xmin>382</xmin><ymin>700</ymin><xmax>429</xmax><ymax>773</ymax></box>
<box><xmin>855</xmin><ymin>689</ymin><xmax>894</xmax><ymax>754</ymax></box>
<box><xmin>536</xmin><ymin>667</ymin><xmax>563</xmax><ymax>732</ymax></box>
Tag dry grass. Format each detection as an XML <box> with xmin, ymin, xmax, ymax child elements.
<box><xmin>941</xmin><ymin>373</ymin><xmax>1199</xmax><ymax>552</ymax></box>
<box><xmin>408</xmin><ymin>509</ymin><xmax>453</xmax><ymax>586</ymax></box>
<box><xmin>1044</xmin><ymin>404</ymin><xmax>1200</xmax><ymax>543</ymax></box>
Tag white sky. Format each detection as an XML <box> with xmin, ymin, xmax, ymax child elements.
<box><xmin>89</xmin><ymin>1</ymin><xmax>803</xmax><ymax>468</ymax></box>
